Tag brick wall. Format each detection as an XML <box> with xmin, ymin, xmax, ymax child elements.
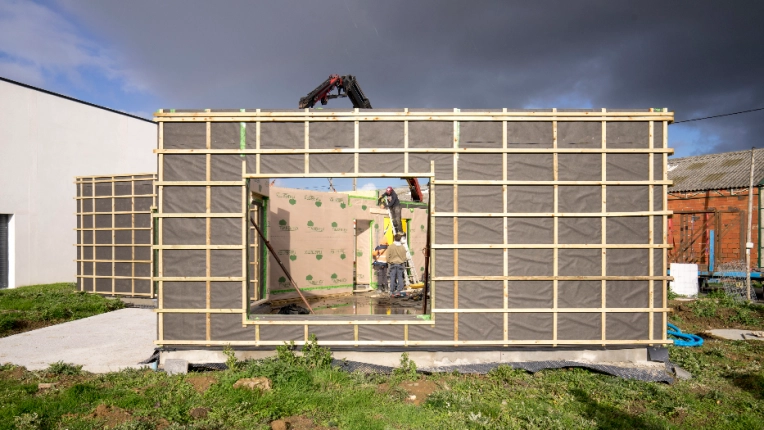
<box><xmin>668</xmin><ymin>188</ymin><xmax>761</xmax><ymax>269</ymax></box>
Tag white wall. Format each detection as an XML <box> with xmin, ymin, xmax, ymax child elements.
<box><xmin>0</xmin><ymin>79</ymin><xmax>157</xmax><ymax>287</ymax></box>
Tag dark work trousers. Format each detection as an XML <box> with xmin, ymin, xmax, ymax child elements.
<box><xmin>389</xmin><ymin>264</ymin><xmax>405</xmax><ymax>294</ymax></box>
<box><xmin>391</xmin><ymin>205</ymin><xmax>403</xmax><ymax>235</ymax></box>
<box><xmin>374</xmin><ymin>263</ymin><xmax>388</xmax><ymax>291</ymax></box>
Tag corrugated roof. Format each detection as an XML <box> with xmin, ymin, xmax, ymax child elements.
<box><xmin>668</xmin><ymin>148</ymin><xmax>764</xmax><ymax>192</ymax></box>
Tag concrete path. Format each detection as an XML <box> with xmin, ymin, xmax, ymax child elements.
<box><xmin>706</xmin><ymin>329</ymin><xmax>764</xmax><ymax>341</ymax></box>
<box><xmin>0</xmin><ymin>308</ymin><xmax>156</xmax><ymax>373</ymax></box>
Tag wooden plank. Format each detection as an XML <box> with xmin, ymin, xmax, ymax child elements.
<box><xmin>433</xmin><ymin>211</ymin><xmax>672</xmax><ymax>217</ymax></box>
<box><xmin>158</xmin><ymin>147</ymin><xmax>674</xmax><ymax>155</ymax></box>
<box><xmin>152</xmin><ymin>245</ymin><xmax>244</xmax><ymax>250</ymax></box>
<box><xmin>601</xmin><ymin>109</ymin><xmax>607</xmax><ymax>346</ymax></box>
<box><xmin>431</xmin><ymin>308</ymin><xmax>672</xmax><ymax>313</ymax></box>
<box><xmin>432</xmin><ymin>244</ymin><xmax>670</xmax><ymax>249</ymax></box>
<box><xmin>502</xmin><ymin>108</ymin><xmax>509</xmax><ymax>342</ymax></box>
<box><xmin>648</xmin><ymin>118</ymin><xmax>654</xmax><ymax>342</ymax></box>
<box><xmin>552</xmin><ymin>114</ymin><xmax>559</xmax><ymax>346</ymax></box>
<box><xmin>156</xmin><ymin>339</ymin><xmax>672</xmax><ymax>346</ymax></box>
<box><xmin>206</xmin><ymin>115</ymin><xmax>211</xmax><ymax>342</ymax></box>
<box><xmin>154</xmin><ymin>213</ymin><xmax>244</xmax><ymax>218</ymax></box>
<box><xmin>154</xmin><ymin>181</ymin><xmax>244</xmax><ymax>186</ymax></box>
<box><xmin>663</xmin><ymin>119</ymin><xmax>669</xmax><ymax>341</ymax></box>
<box><xmin>155</xmin><ymin>110</ymin><xmax>674</xmax><ymax>118</ymax></box>
<box><xmin>131</xmin><ymin>175</ymin><xmax>136</xmax><ymax>296</ymax></box>
<box><xmin>404</xmin><ymin>108</ymin><xmax>409</xmax><ymax>173</ymax></box>
<box><xmin>453</xmin><ymin>108</ymin><xmax>459</xmax><ymax>342</ymax></box>
<box><xmin>433</xmin><ymin>275</ymin><xmax>672</xmax><ymax>281</ymax></box>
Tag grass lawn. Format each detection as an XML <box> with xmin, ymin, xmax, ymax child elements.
<box><xmin>1</xmin><ymin>336</ymin><xmax>763</xmax><ymax>430</ymax></box>
<box><xmin>0</xmin><ymin>283</ymin><xmax>124</xmax><ymax>338</ymax></box>
<box><xmin>1</xmin><ymin>292</ymin><xmax>763</xmax><ymax>429</ymax></box>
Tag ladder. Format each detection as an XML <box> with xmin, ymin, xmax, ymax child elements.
<box><xmin>384</xmin><ymin>207</ymin><xmax>418</xmax><ymax>287</ymax></box>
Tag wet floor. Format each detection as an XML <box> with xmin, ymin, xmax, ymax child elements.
<box><xmin>252</xmin><ymin>291</ymin><xmax>427</xmax><ymax>316</ymax></box>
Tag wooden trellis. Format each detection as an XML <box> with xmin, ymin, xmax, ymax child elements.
<box><xmin>75</xmin><ymin>174</ymin><xmax>156</xmax><ymax>297</ymax></box>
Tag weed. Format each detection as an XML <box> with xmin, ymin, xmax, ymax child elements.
<box><xmin>276</xmin><ymin>340</ymin><xmax>302</xmax><ymax>367</ymax></box>
<box><xmin>223</xmin><ymin>344</ymin><xmax>238</xmax><ymax>371</ymax></box>
<box><xmin>301</xmin><ymin>334</ymin><xmax>332</xmax><ymax>369</ymax></box>
<box><xmin>392</xmin><ymin>352</ymin><xmax>418</xmax><ymax>382</ymax></box>
<box><xmin>729</xmin><ymin>305</ymin><xmax>760</xmax><ymax>326</ymax></box>
<box><xmin>14</xmin><ymin>412</ymin><xmax>39</xmax><ymax>430</ymax></box>
<box><xmin>47</xmin><ymin>361</ymin><xmax>83</xmax><ymax>376</ymax></box>
<box><xmin>689</xmin><ymin>299</ymin><xmax>717</xmax><ymax>318</ymax></box>
<box><xmin>667</xmin><ymin>286</ymin><xmax>679</xmax><ymax>300</ymax></box>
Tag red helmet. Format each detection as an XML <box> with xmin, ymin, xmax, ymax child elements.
<box><xmin>386</xmin><ymin>186</ymin><xmax>393</xmax><ymax>194</ymax></box>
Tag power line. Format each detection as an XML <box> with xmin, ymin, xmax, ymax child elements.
<box><xmin>672</xmin><ymin>107</ymin><xmax>764</xmax><ymax>124</ymax></box>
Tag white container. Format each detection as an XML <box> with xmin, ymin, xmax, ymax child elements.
<box><xmin>670</xmin><ymin>263</ymin><xmax>699</xmax><ymax>298</ymax></box>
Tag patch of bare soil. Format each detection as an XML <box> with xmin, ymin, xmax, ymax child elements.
<box><xmin>1</xmin><ymin>365</ymin><xmax>28</xmax><ymax>380</ymax></box>
<box><xmin>271</xmin><ymin>415</ymin><xmax>331</xmax><ymax>430</ymax></box>
<box><xmin>379</xmin><ymin>378</ymin><xmax>440</xmax><ymax>406</ymax></box>
<box><xmin>186</xmin><ymin>375</ymin><xmax>217</xmax><ymax>393</ymax></box>
<box><xmin>88</xmin><ymin>404</ymin><xmax>132</xmax><ymax>428</ymax></box>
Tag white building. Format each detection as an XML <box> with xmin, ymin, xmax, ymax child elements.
<box><xmin>0</xmin><ymin>77</ymin><xmax>156</xmax><ymax>288</ymax></box>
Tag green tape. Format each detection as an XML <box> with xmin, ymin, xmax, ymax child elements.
<box><xmin>240</xmin><ymin>109</ymin><xmax>246</xmax><ymax>158</ymax></box>
<box><xmin>417</xmin><ymin>314</ymin><xmax>432</xmax><ymax>321</ymax></box>
<box><xmin>170</xmin><ymin>109</ymin><xmax>175</xmax><ymax>113</ymax></box>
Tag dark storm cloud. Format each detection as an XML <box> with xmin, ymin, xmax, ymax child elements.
<box><xmin>55</xmin><ymin>0</ymin><xmax>764</xmax><ymax>156</ymax></box>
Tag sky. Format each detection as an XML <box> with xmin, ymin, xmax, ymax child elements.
<box><xmin>2</xmin><ymin>0</ymin><xmax>763</xmax><ymax>172</ymax></box>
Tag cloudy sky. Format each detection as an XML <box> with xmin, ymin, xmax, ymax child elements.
<box><xmin>1</xmin><ymin>0</ymin><xmax>763</xmax><ymax>160</ymax></box>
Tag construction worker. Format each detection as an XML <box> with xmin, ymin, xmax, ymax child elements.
<box><xmin>372</xmin><ymin>238</ymin><xmax>389</xmax><ymax>292</ymax></box>
<box><xmin>387</xmin><ymin>233</ymin><xmax>407</xmax><ymax>297</ymax></box>
<box><xmin>379</xmin><ymin>186</ymin><xmax>402</xmax><ymax>234</ymax></box>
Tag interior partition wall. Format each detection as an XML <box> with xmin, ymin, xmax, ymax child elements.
<box><xmin>153</xmin><ymin>108</ymin><xmax>673</xmax><ymax>348</ymax></box>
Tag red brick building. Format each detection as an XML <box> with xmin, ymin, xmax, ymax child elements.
<box><xmin>668</xmin><ymin>148</ymin><xmax>764</xmax><ymax>271</ymax></box>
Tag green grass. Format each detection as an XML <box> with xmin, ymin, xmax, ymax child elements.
<box><xmin>0</xmin><ymin>283</ymin><xmax>124</xmax><ymax>338</ymax></box>
<box><xmin>2</xmin><ymin>338</ymin><xmax>764</xmax><ymax>429</ymax></box>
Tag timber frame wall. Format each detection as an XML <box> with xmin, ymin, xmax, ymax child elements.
<box><xmin>75</xmin><ymin>174</ymin><xmax>156</xmax><ymax>297</ymax></box>
<box><xmin>153</xmin><ymin>108</ymin><xmax>674</xmax><ymax>348</ymax></box>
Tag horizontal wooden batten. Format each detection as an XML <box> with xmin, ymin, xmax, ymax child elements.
<box><xmin>436</xmin><ymin>180</ymin><xmax>672</xmax><ymax>186</ymax></box>
<box><xmin>431</xmin><ymin>308</ymin><xmax>672</xmax><ymax>313</ymax></box>
<box><xmin>157</xmin><ymin>148</ymin><xmax>674</xmax><ymax>155</ymax></box>
<box><xmin>152</xmin><ymin>244</ymin><xmax>244</xmax><ymax>250</ymax></box>
<box><xmin>153</xmin><ymin>213</ymin><xmax>243</xmax><ymax>218</ymax></box>
<box><xmin>156</xmin><ymin>308</ymin><xmax>245</xmax><ymax>314</ymax></box>
<box><xmin>155</xmin><ymin>110</ymin><xmax>673</xmax><ymax>118</ymax></box>
<box><xmin>74</xmin><ymin>227</ymin><xmax>151</xmax><ymax>231</ymax></box>
<box><xmin>432</xmin><ymin>244</ymin><xmax>671</xmax><ymax>249</ymax></box>
<box><xmin>76</xmin><ymin>275</ymin><xmax>152</xmax><ymax>280</ymax></box>
<box><xmin>153</xmin><ymin>276</ymin><xmax>246</xmax><ymax>282</ymax></box>
<box><xmin>433</xmin><ymin>275</ymin><xmax>671</xmax><ymax>281</ymax></box>
<box><xmin>242</xmin><ymin>173</ymin><xmax>434</xmax><ymax>179</ymax></box>
<box><xmin>154</xmin><ymin>181</ymin><xmax>245</xmax><ymax>186</ymax></box>
<box><xmin>434</xmin><ymin>211</ymin><xmax>673</xmax><ymax>218</ymax></box>
<box><xmin>156</xmin><ymin>339</ymin><xmax>672</xmax><ymax>346</ymax></box>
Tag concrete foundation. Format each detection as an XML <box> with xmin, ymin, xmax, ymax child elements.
<box><xmin>160</xmin><ymin>347</ymin><xmax>651</xmax><ymax>368</ymax></box>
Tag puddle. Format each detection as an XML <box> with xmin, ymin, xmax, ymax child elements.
<box><xmin>252</xmin><ymin>291</ymin><xmax>426</xmax><ymax>316</ymax></box>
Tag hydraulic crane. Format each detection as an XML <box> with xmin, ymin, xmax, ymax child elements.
<box><xmin>299</xmin><ymin>74</ymin><xmax>372</xmax><ymax>109</ymax></box>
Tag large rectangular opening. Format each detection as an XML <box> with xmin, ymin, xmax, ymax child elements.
<box><xmin>247</xmin><ymin>177</ymin><xmax>431</xmax><ymax>318</ymax></box>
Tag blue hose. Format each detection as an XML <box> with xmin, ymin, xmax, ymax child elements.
<box><xmin>667</xmin><ymin>322</ymin><xmax>704</xmax><ymax>347</ymax></box>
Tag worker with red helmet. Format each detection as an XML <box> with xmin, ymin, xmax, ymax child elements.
<box><xmin>378</xmin><ymin>186</ymin><xmax>402</xmax><ymax>235</ymax></box>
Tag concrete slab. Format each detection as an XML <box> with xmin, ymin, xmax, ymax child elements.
<box><xmin>0</xmin><ymin>308</ymin><xmax>156</xmax><ymax>373</ymax></box>
<box><xmin>705</xmin><ymin>329</ymin><xmax>764</xmax><ymax>341</ymax></box>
